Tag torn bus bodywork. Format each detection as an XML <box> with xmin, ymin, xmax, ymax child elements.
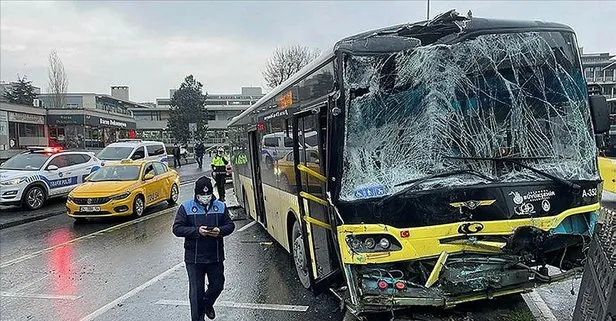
<box><xmin>326</xmin><ymin>10</ymin><xmax>603</xmax><ymax>315</ymax></box>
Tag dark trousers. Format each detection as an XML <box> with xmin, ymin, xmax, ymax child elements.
<box><xmin>186</xmin><ymin>262</ymin><xmax>225</xmax><ymax>321</ymax></box>
<box><xmin>174</xmin><ymin>156</ymin><xmax>181</xmax><ymax>168</ymax></box>
<box><xmin>214</xmin><ymin>174</ymin><xmax>226</xmax><ymax>200</ymax></box>
<box><xmin>196</xmin><ymin>156</ymin><xmax>203</xmax><ymax>168</ymax></box>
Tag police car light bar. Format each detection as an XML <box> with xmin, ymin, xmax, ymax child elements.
<box><xmin>28</xmin><ymin>146</ymin><xmax>63</xmax><ymax>153</ymax></box>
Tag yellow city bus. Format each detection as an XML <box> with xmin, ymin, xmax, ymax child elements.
<box><xmin>228</xmin><ymin>10</ymin><xmax>611</xmax><ymax>319</ymax></box>
<box><xmin>599</xmin><ymin>98</ymin><xmax>616</xmax><ymax>198</ymax></box>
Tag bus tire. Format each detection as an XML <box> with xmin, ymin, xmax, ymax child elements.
<box><xmin>292</xmin><ymin>220</ymin><xmax>311</xmax><ymax>289</ymax></box>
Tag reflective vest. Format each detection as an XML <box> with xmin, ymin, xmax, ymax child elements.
<box><xmin>211</xmin><ymin>156</ymin><xmax>228</xmax><ymax>173</ymax></box>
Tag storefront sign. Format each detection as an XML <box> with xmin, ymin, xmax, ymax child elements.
<box><xmin>8</xmin><ymin>112</ymin><xmax>45</xmax><ymax>125</ymax></box>
<box><xmin>98</xmin><ymin>117</ymin><xmax>128</xmax><ymax>128</ymax></box>
<box><xmin>47</xmin><ymin>114</ymin><xmax>84</xmax><ymax>125</ymax></box>
<box><xmin>87</xmin><ymin>115</ymin><xmax>135</xmax><ymax>130</ymax></box>
<box><xmin>47</xmin><ymin>114</ymin><xmax>136</xmax><ymax>130</ymax></box>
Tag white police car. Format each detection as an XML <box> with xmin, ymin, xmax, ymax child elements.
<box><xmin>0</xmin><ymin>147</ymin><xmax>102</xmax><ymax>210</ymax></box>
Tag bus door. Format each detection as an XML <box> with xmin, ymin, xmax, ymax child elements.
<box><xmin>248</xmin><ymin>131</ymin><xmax>267</xmax><ymax>226</ymax></box>
<box><xmin>293</xmin><ymin>109</ymin><xmax>340</xmax><ymax>292</ymax></box>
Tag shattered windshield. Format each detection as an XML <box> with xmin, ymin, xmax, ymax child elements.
<box><xmin>340</xmin><ymin>31</ymin><xmax>597</xmax><ymax>201</ymax></box>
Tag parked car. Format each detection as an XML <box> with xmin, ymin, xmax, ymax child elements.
<box><xmin>0</xmin><ymin>147</ymin><xmax>102</xmax><ymax>210</ymax></box>
<box><xmin>66</xmin><ymin>159</ymin><xmax>180</xmax><ymax>222</ymax></box>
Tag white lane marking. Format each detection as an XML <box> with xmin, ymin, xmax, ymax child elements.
<box><xmin>156</xmin><ymin>299</ymin><xmax>309</xmax><ymax>312</ymax></box>
<box><xmin>0</xmin><ymin>206</ymin><xmax>178</xmax><ymax>269</ymax></box>
<box><xmin>522</xmin><ymin>291</ymin><xmax>558</xmax><ymax>321</ymax></box>
<box><xmin>1</xmin><ymin>292</ymin><xmax>81</xmax><ymax>300</ymax></box>
<box><xmin>79</xmin><ymin>262</ymin><xmax>185</xmax><ymax>321</ymax></box>
<box><xmin>237</xmin><ymin>220</ymin><xmax>257</xmax><ymax>232</ymax></box>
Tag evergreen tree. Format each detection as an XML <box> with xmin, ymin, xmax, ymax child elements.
<box><xmin>168</xmin><ymin>75</ymin><xmax>208</xmax><ymax>144</ymax></box>
<box><xmin>4</xmin><ymin>75</ymin><xmax>38</xmax><ymax>106</ymax></box>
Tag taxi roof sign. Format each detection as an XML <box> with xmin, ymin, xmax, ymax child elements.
<box><xmin>120</xmin><ymin>159</ymin><xmax>134</xmax><ymax>164</ymax></box>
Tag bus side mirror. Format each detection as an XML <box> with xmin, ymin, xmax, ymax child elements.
<box><xmin>589</xmin><ymin>95</ymin><xmax>609</xmax><ymax>134</ymax></box>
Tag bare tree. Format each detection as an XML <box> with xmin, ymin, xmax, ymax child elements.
<box><xmin>47</xmin><ymin>50</ymin><xmax>68</xmax><ymax>108</ymax></box>
<box><xmin>262</xmin><ymin>45</ymin><xmax>321</xmax><ymax>89</ymax></box>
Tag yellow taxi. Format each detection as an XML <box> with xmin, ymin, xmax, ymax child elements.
<box><xmin>66</xmin><ymin>159</ymin><xmax>180</xmax><ymax>221</ymax></box>
<box><xmin>275</xmin><ymin>148</ymin><xmax>322</xmax><ymax>191</ymax></box>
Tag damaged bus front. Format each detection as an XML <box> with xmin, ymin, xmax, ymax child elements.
<box><xmin>329</xmin><ymin>11</ymin><xmax>610</xmax><ymax>315</ymax></box>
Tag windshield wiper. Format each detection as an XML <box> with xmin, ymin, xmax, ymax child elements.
<box><xmin>444</xmin><ymin>156</ymin><xmax>581</xmax><ymax>190</ymax></box>
<box><xmin>379</xmin><ymin>169</ymin><xmax>496</xmax><ymax>205</ymax></box>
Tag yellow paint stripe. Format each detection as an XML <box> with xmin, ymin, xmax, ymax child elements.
<box><xmin>297</xmin><ymin>164</ymin><xmax>327</xmax><ymax>182</ymax></box>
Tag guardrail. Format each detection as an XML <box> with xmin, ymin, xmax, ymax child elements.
<box><xmin>573</xmin><ymin>207</ymin><xmax>616</xmax><ymax>321</ymax></box>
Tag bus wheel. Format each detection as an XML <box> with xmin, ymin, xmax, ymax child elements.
<box><xmin>292</xmin><ymin>220</ymin><xmax>311</xmax><ymax>289</ymax></box>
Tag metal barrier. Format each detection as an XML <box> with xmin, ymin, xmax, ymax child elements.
<box><xmin>573</xmin><ymin>207</ymin><xmax>616</xmax><ymax>321</ymax></box>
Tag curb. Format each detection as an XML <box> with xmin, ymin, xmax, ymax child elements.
<box><xmin>0</xmin><ymin>210</ymin><xmax>66</xmax><ymax>230</ymax></box>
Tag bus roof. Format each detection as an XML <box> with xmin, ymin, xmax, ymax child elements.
<box><xmin>228</xmin><ymin>10</ymin><xmax>574</xmax><ymax>128</ymax></box>
<box><xmin>228</xmin><ymin>48</ymin><xmax>335</xmax><ymax>127</ymax></box>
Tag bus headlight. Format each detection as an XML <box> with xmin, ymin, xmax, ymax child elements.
<box><xmin>379</xmin><ymin>238</ymin><xmax>390</xmax><ymax>250</ymax></box>
<box><xmin>364</xmin><ymin>237</ymin><xmax>376</xmax><ymax>249</ymax></box>
<box><xmin>345</xmin><ymin>235</ymin><xmax>401</xmax><ymax>253</ymax></box>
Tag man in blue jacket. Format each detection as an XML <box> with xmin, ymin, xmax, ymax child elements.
<box><xmin>173</xmin><ymin>177</ymin><xmax>235</xmax><ymax>320</ymax></box>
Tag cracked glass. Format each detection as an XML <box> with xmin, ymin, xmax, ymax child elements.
<box><xmin>340</xmin><ymin>31</ymin><xmax>597</xmax><ymax>201</ymax></box>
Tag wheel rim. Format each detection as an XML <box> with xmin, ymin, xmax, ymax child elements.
<box><xmin>293</xmin><ymin>235</ymin><xmax>308</xmax><ymax>279</ymax></box>
<box><xmin>27</xmin><ymin>188</ymin><xmax>44</xmax><ymax>209</ymax></box>
<box><xmin>171</xmin><ymin>185</ymin><xmax>178</xmax><ymax>202</ymax></box>
<box><xmin>135</xmin><ymin>198</ymin><xmax>144</xmax><ymax>216</ymax></box>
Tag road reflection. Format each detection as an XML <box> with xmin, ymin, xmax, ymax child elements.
<box><xmin>47</xmin><ymin>228</ymin><xmax>80</xmax><ymax>321</ymax></box>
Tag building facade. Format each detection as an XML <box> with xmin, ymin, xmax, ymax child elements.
<box><xmin>581</xmin><ymin>50</ymin><xmax>616</xmax><ymax>99</ymax></box>
<box><xmin>131</xmin><ymin>87</ymin><xmax>263</xmax><ymax>147</ymax></box>
<box><xmin>38</xmin><ymin>87</ymin><xmax>140</xmax><ymax>149</ymax></box>
<box><xmin>0</xmin><ymin>102</ymin><xmax>48</xmax><ymax>151</ymax></box>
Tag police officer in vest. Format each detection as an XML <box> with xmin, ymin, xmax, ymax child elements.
<box><xmin>173</xmin><ymin>177</ymin><xmax>235</xmax><ymax>320</ymax></box>
<box><xmin>210</xmin><ymin>147</ymin><xmax>229</xmax><ymax>201</ymax></box>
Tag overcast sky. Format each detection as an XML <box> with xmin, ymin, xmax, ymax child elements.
<box><xmin>1</xmin><ymin>1</ymin><xmax>614</xmax><ymax>103</ymax></box>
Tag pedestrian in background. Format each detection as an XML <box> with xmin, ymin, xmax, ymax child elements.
<box><xmin>195</xmin><ymin>141</ymin><xmax>205</xmax><ymax>169</ymax></box>
<box><xmin>211</xmin><ymin>147</ymin><xmax>229</xmax><ymax>202</ymax></box>
<box><xmin>172</xmin><ymin>177</ymin><xmax>235</xmax><ymax>320</ymax></box>
<box><xmin>173</xmin><ymin>143</ymin><xmax>182</xmax><ymax>168</ymax></box>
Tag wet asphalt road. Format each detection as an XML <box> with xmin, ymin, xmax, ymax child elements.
<box><xmin>0</xmin><ymin>182</ymin><xmax>342</xmax><ymax>321</ymax></box>
<box><xmin>2</xmin><ymin>165</ymin><xmax>612</xmax><ymax>321</ymax></box>
<box><xmin>0</xmin><ymin>177</ymin><xmax>530</xmax><ymax>321</ymax></box>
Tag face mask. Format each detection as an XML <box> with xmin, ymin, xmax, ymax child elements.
<box><xmin>196</xmin><ymin>194</ymin><xmax>212</xmax><ymax>205</ymax></box>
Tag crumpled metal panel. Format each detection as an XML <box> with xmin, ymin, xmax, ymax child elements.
<box><xmin>340</xmin><ymin>31</ymin><xmax>597</xmax><ymax>202</ymax></box>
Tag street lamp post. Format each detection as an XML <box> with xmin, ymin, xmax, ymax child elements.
<box><xmin>426</xmin><ymin>0</ymin><xmax>430</xmax><ymax>20</ymax></box>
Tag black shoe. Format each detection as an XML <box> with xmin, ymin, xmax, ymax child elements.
<box><xmin>205</xmin><ymin>305</ymin><xmax>215</xmax><ymax>320</ymax></box>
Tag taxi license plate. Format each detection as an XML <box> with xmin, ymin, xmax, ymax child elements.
<box><xmin>80</xmin><ymin>206</ymin><xmax>101</xmax><ymax>212</ymax></box>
